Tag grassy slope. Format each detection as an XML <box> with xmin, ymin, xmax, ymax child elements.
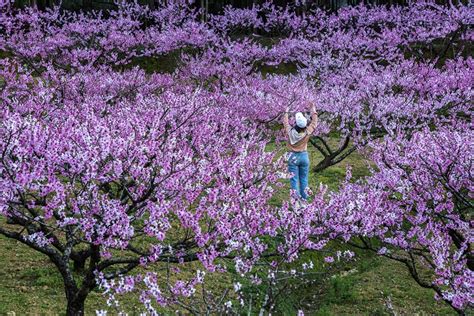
<box><xmin>0</xmin><ymin>48</ymin><xmax>461</xmax><ymax>314</ymax></box>
<box><xmin>264</xmin><ymin>139</ymin><xmax>455</xmax><ymax>315</ymax></box>
<box><xmin>0</xmin><ymin>139</ymin><xmax>457</xmax><ymax>315</ymax></box>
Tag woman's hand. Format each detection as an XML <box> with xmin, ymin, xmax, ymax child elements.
<box><xmin>308</xmin><ymin>101</ymin><xmax>316</xmax><ymax>113</ymax></box>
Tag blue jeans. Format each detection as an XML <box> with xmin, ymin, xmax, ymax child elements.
<box><xmin>287</xmin><ymin>151</ymin><xmax>310</xmax><ymax>200</ymax></box>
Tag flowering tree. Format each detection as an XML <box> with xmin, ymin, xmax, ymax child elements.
<box><xmin>323</xmin><ymin>124</ymin><xmax>473</xmax><ymax>312</ymax></box>
<box><xmin>0</xmin><ymin>0</ymin><xmax>473</xmax><ymax>314</ymax></box>
<box><xmin>0</xmin><ymin>56</ymin><xmax>290</xmax><ymax>314</ymax></box>
<box><xmin>198</xmin><ymin>1</ymin><xmax>473</xmax><ymax>172</ymax></box>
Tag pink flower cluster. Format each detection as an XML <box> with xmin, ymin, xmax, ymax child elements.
<box><xmin>0</xmin><ymin>0</ymin><xmax>472</xmax><ymax>313</ymax></box>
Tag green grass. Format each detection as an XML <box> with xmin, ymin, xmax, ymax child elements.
<box><xmin>0</xmin><ymin>52</ymin><xmax>462</xmax><ymax>315</ymax></box>
<box><xmin>262</xmin><ymin>138</ymin><xmax>456</xmax><ymax>315</ymax></box>
<box><xmin>0</xmin><ymin>237</ymin><xmax>455</xmax><ymax>315</ymax></box>
<box><xmin>267</xmin><ymin>134</ymin><xmax>371</xmax><ymax>208</ymax></box>
<box><xmin>311</xmin><ymin>256</ymin><xmax>455</xmax><ymax>315</ymax></box>
<box><xmin>0</xmin><ymin>137</ymin><xmax>458</xmax><ymax>315</ymax></box>
<box><xmin>0</xmin><ymin>232</ymin><xmax>231</xmax><ymax>315</ymax></box>
<box><xmin>0</xmin><ymin>238</ymin><xmax>66</xmax><ymax>314</ymax></box>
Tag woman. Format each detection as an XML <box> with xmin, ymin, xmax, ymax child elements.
<box><xmin>283</xmin><ymin>103</ymin><xmax>318</xmax><ymax>201</ymax></box>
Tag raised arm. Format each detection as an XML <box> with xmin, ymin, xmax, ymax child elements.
<box><xmin>307</xmin><ymin>103</ymin><xmax>318</xmax><ymax>135</ymax></box>
<box><xmin>283</xmin><ymin>107</ymin><xmax>291</xmax><ymax>135</ymax></box>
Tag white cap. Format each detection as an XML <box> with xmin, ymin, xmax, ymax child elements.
<box><xmin>295</xmin><ymin>112</ymin><xmax>307</xmax><ymax>128</ymax></box>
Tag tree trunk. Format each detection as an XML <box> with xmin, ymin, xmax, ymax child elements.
<box><xmin>66</xmin><ymin>297</ymin><xmax>85</xmax><ymax>316</ymax></box>
<box><xmin>200</xmin><ymin>0</ymin><xmax>205</xmax><ymax>22</ymax></box>
<box><xmin>59</xmin><ymin>260</ymin><xmax>87</xmax><ymax>316</ymax></box>
<box><xmin>314</xmin><ymin>156</ymin><xmax>334</xmax><ymax>173</ymax></box>
<box><xmin>83</xmin><ymin>0</ymin><xmax>93</xmax><ymax>10</ymax></box>
<box><xmin>36</xmin><ymin>0</ymin><xmax>46</xmax><ymax>10</ymax></box>
<box><xmin>73</xmin><ymin>257</ymin><xmax>86</xmax><ymax>272</ymax></box>
<box><xmin>65</xmin><ymin>245</ymin><xmax>99</xmax><ymax>315</ymax></box>
<box><xmin>65</xmin><ymin>287</ymin><xmax>86</xmax><ymax>316</ymax></box>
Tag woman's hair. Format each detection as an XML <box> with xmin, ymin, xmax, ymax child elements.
<box><xmin>294</xmin><ymin>125</ymin><xmax>306</xmax><ymax>133</ymax></box>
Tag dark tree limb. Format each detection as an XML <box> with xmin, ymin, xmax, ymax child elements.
<box><xmin>310</xmin><ymin>135</ymin><xmax>357</xmax><ymax>172</ymax></box>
